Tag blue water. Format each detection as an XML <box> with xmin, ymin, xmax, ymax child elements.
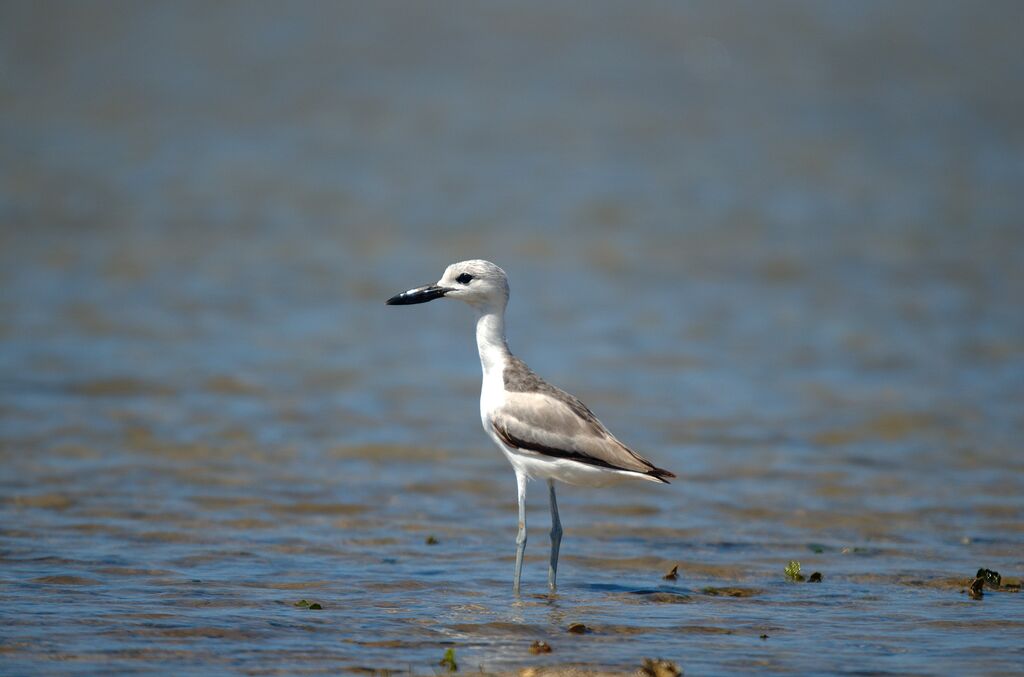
<box><xmin>2</xmin><ymin>1</ymin><xmax>1023</xmax><ymax>674</ymax></box>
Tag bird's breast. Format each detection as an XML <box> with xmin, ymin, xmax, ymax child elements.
<box><xmin>478</xmin><ymin>367</ymin><xmax>507</xmax><ymax>428</ymax></box>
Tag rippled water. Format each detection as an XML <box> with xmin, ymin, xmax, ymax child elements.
<box><xmin>2</xmin><ymin>1</ymin><xmax>1023</xmax><ymax>674</ymax></box>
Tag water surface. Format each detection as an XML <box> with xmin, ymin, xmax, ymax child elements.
<box><xmin>2</xmin><ymin>2</ymin><xmax>1023</xmax><ymax>674</ymax></box>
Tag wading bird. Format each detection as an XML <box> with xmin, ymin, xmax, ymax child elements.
<box><xmin>387</xmin><ymin>260</ymin><xmax>674</xmax><ymax>592</ymax></box>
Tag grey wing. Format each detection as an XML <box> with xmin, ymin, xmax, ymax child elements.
<box><xmin>492</xmin><ymin>390</ymin><xmax>675</xmax><ymax>482</ymax></box>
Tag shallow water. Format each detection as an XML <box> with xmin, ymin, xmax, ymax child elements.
<box><xmin>2</xmin><ymin>1</ymin><xmax>1024</xmax><ymax>674</ymax></box>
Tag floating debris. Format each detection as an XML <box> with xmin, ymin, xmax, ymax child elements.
<box><xmin>425</xmin><ymin>535</ymin><xmax>440</xmax><ymax>545</ymax></box>
<box><xmin>976</xmin><ymin>568</ymin><xmax>1001</xmax><ymax>588</ymax></box>
<box><xmin>638</xmin><ymin>657</ymin><xmax>682</xmax><ymax>677</ymax></box>
<box><xmin>760</xmin><ymin>634</ymin><xmax>769</xmax><ymax>640</ymax></box>
<box><xmin>968</xmin><ymin>576</ymin><xmax>985</xmax><ymax>600</ymax></box>
<box><xmin>439</xmin><ymin>648</ymin><xmax>457</xmax><ymax>672</ymax></box>
<box><xmin>567</xmin><ymin>622</ymin><xmax>588</xmax><ymax>634</ymax></box>
<box><xmin>529</xmin><ymin>640</ymin><xmax>552</xmax><ymax>654</ymax></box>
<box><xmin>808</xmin><ymin>572</ymin><xmax>823</xmax><ymax>583</ymax></box>
<box><xmin>784</xmin><ymin>561</ymin><xmax>805</xmax><ymax>582</ymax></box>
<box><xmin>966</xmin><ymin>568</ymin><xmax>1005</xmax><ymax>599</ymax></box>
<box><xmin>807</xmin><ymin>543</ymin><xmax>827</xmax><ymax>554</ymax></box>
<box><xmin>663</xmin><ymin>565</ymin><xmax>679</xmax><ymax>581</ymax></box>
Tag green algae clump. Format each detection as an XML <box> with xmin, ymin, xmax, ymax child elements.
<box><xmin>439</xmin><ymin>648</ymin><xmax>457</xmax><ymax>672</ymax></box>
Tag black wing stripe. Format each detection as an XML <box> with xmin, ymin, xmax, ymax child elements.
<box><xmin>493</xmin><ymin>423</ymin><xmax>673</xmax><ymax>482</ymax></box>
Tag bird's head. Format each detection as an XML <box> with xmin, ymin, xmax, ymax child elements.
<box><xmin>386</xmin><ymin>259</ymin><xmax>509</xmax><ymax>312</ymax></box>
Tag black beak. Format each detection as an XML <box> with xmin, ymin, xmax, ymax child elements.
<box><xmin>386</xmin><ymin>284</ymin><xmax>450</xmax><ymax>305</ymax></box>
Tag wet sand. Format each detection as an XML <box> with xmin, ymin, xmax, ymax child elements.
<box><xmin>2</xmin><ymin>1</ymin><xmax>1023</xmax><ymax>674</ymax></box>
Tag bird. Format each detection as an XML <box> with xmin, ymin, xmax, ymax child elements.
<box><xmin>386</xmin><ymin>259</ymin><xmax>674</xmax><ymax>592</ymax></box>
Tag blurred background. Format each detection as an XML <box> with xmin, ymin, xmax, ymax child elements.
<box><xmin>1</xmin><ymin>1</ymin><xmax>1023</xmax><ymax>674</ymax></box>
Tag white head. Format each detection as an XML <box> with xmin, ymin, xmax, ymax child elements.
<box><xmin>386</xmin><ymin>259</ymin><xmax>510</xmax><ymax>313</ymax></box>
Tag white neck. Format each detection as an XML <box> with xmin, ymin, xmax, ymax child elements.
<box><xmin>476</xmin><ymin>308</ymin><xmax>511</xmax><ymax>379</ymax></box>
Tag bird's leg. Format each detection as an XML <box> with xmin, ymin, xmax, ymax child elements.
<box><xmin>513</xmin><ymin>471</ymin><xmax>527</xmax><ymax>593</ymax></box>
<box><xmin>548</xmin><ymin>479</ymin><xmax>562</xmax><ymax>591</ymax></box>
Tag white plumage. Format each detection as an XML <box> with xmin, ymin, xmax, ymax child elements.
<box><xmin>387</xmin><ymin>259</ymin><xmax>674</xmax><ymax>592</ymax></box>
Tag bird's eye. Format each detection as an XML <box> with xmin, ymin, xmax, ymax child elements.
<box><xmin>456</xmin><ymin>273</ymin><xmax>474</xmax><ymax>284</ymax></box>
